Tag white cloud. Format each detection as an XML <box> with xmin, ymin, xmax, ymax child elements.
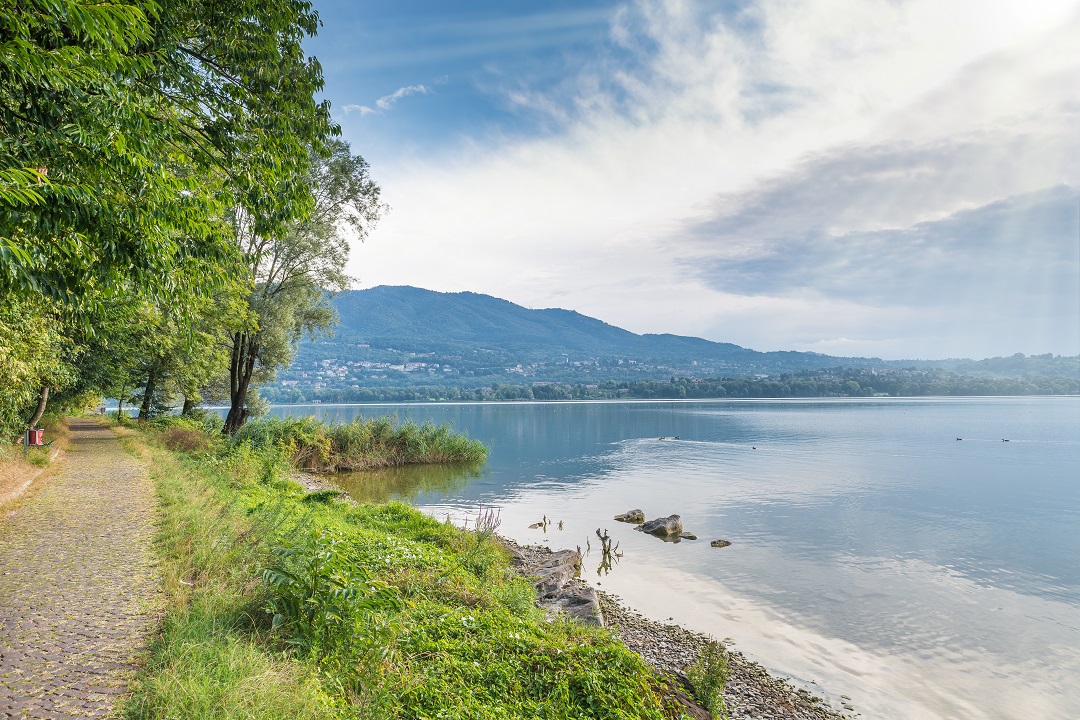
<box><xmin>341</xmin><ymin>84</ymin><xmax>433</xmax><ymax>119</ymax></box>
<box><xmin>375</xmin><ymin>84</ymin><xmax>431</xmax><ymax>111</ymax></box>
<box><xmin>342</xmin><ymin>103</ymin><xmax>376</xmax><ymax>116</ymax></box>
<box><xmin>349</xmin><ymin>0</ymin><xmax>1080</xmax><ymax>359</ymax></box>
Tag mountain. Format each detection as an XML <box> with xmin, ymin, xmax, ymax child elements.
<box><xmin>278</xmin><ymin>286</ymin><xmax>889</xmax><ymax>389</ymax></box>
<box><xmin>317</xmin><ymin>285</ymin><xmax>894</xmax><ymax>370</ymax></box>
<box><xmin>263</xmin><ymin>287</ymin><xmax>1076</xmax><ymax>402</ymax></box>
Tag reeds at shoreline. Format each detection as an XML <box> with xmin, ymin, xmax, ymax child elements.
<box><xmin>229</xmin><ymin>415</ymin><xmax>487</xmax><ymax>472</ymax></box>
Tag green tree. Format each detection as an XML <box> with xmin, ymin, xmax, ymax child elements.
<box><xmin>0</xmin><ymin>296</ymin><xmax>76</xmax><ymax>441</ymax></box>
<box><xmin>1</xmin><ymin>0</ymin><xmax>334</xmax><ymax>310</ymax></box>
<box><xmin>223</xmin><ymin>139</ymin><xmax>383</xmax><ymax>434</ymax></box>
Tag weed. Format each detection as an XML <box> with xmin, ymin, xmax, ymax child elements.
<box><xmin>120</xmin><ymin>423</ymin><xmax>681</xmax><ymax>720</ymax></box>
<box><xmin>162</xmin><ymin>426</ymin><xmax>209</xmax><ymax>453</ymax></box>
<box><xmin>687</xmin><ymin>640</ymin><xmax>730</xmax><ymax>719</ymax></box>
<box><xmin>474</xmin><ymin>503</ymin><xmax>502</xmax><ymax>541</ymax></box>
<box><xmin>262</xmin><ymin>528</ymin><xmax>400</xmax><ymax>656</ymax></box>
<box><xmin>232</xmin><ymin>415</ymin><xmax>486</xmax><ymax>472</ymax></box>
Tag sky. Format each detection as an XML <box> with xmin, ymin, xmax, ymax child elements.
<box><xmin>306</xmin><ymin>0</ymin><xmax>1080</xmax><ymax>360</ymax></box>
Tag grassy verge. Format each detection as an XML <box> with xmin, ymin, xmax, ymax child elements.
<box><xmin>117</xmin><ymin>418</ymin><xmax>694</xmax><ymax>720</ymax></box>
<box><xmin>0</xmin><ymin>414</ymin><xmax>69</xmax><ymax>509</ymax></box>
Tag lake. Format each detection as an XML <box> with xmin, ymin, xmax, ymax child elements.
<box><xmin>267</xmin><ymin>397</ymin><xmax>1080</xmax><ymax>720</ymax></box>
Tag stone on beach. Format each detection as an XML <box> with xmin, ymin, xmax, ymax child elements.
<box><xmin>504</xmin><ymin>543</ymin><xmax>604</xmax><ymax>626</ymax></box>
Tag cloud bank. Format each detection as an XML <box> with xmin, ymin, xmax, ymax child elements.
<box><xmin>346</xmin><ymin>0</ymin><xmax>1080</xmax><ymax>359</ymax></box>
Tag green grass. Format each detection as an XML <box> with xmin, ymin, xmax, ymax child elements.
<box><xmin>230</xmin><ymin>415</ymin><xmax>488</xmax><ymax>471</ymax></box>
<box><xmin>120</xmin><ymin>423</ymin><xmax>690</xmax><ymax>720</ymax></box>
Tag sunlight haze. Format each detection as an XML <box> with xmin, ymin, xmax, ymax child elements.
<box><xmin>309</xmin><ymin>0</ymin><xmax>1080</xmax><ymax>359</ymax></box>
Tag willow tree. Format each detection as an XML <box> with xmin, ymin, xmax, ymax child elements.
<box><xmin>223</xmin><ymin>139</ymin><xmax>383</xmax><ymax>434</ymax></box>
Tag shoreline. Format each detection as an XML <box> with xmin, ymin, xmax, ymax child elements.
<box><xmin>505</xmin><ymin>537</ymin><xmax>854</xmax><ymax>720</ymax></box>
<box><xmin>294</xmin><ymin>471</ymin><xmax>855</xmax><ymax>718</ymax></box>
<box><xmin>596</xmin><ymin>591</ymin><xmax>854</xmax><ymax>719</ymax></box>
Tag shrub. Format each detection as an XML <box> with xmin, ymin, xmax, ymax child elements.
<box><xmin>687</xmin><ymin>640</ymin><xmax>729</xmax><ymax>719</ymax></box>
<box><xmin>163</xmin><ymin>426</ymin><xmax>210</xmax><ymax>453</ymax></box>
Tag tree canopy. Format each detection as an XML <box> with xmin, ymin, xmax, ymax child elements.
<box><xmin>1</xmin><ymin>0</ymin><xmax>334</xmax><ymax>310</ymax></box>
<box><xmin>224</xmin><ymin>138</ymin><xmax>384</xmax><ymax>433</ymax></box>
<box><xmin>0</xmin><ymin>0</ymin><xmax>374</xmax><ymax>441</ymax></box>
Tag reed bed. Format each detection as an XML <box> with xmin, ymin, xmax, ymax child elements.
<box><xmin>230</xmin><ymin>416</ymin><xmax>487</xmax><ymax>472</ymax></box>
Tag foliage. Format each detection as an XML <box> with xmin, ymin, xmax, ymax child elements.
<box><xmin>120</xmin><ymin>421</ymin><xmax>683</xmax><ymax>720</ymax></box>
<box><xmin>262</xmin><ymin>528</ymin><xmax>399</xmax><ymax>661</ymax></box>
<box><xmin>162</xmin><ymin>425</ymin><xmax>210</xmax><ymax>453</ymax></box>
<box><xmin>121</xmin><ymin>433</ymin><xmax>346</xmax><ymax>720</ymax></box>
<box><xmin>1</xmin><ymin>0</ymin><xmax>354</xmax><ymax>441</ymax></box>
<box><xmin>0</xmin><ymin>295</ymin><xmax>76</xmax><ymax>441</ymax></box>
<box><xmin>230</xmin><ymin>415</ymin><xmax>487</xmax><ymax>472</ymax></box>
<box><xmin>687</xmin><ymin>641</ymin><xmax>729</xmax><ymax>719</ymax></box>
<box><xmin>265</xmin><ymin>364</ymin><xmax>1080</xmax><ymax>406</ymax></box>
<box><xmin>0</xmin><ymin>0</ymin><xmax>336</xmax><ymax>310</ymax></box>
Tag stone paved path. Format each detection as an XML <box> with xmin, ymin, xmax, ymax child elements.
<box><xmin>0</xmin><ymin>419</ymin><xmax>159</xmax><ymax>719</ymax></box>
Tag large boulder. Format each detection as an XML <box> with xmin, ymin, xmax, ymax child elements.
<box><xmin>636</xmin><ymin>514</ymin><xmax>683</xmax><ymax>537</ymax></box>
<box><xmin>614</xmin><ymin>509</ymin><xmax>645</xmax><ymax>523</ymax></box>
<box><xmin>506</xmin><ymin>544</ymin><xmax>605</xmax><ymax>627</ymax></box>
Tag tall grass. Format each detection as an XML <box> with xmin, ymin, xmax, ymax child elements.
<box><xmin>231</xmin><ymin>416</ymin><xmax>487</xmax><ymax>472</ymax></box>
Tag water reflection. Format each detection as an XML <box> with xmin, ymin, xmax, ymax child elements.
<box><xmin>326</xmin><ymin>462</ymin><xmax>481</xmax><ymax>504</ymax></box>
<box><xmin>270</xmin><ymin>398</ymin><xmax>1080</xmax><ymax>720</ymax></box>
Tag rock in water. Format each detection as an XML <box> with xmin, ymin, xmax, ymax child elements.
<box><xmin>614</xmin><ymin>509</ymin><xmax>645</xmax><ymax>523</ymax></box>
<box><xmin>636</xmin><ymin>514</ymin><xmax>683</xmax><ymax>537</ymax></box>
<box><xmin>710</xmin><ymin>539</ymin><xmax>732</xmax><ymax>548</ymax></box>
<box><xmin>678</xmin><ymin>532</ymin><xmax>698</xmax><ymax>540</ymax></box>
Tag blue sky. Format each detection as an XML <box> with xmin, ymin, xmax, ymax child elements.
<box><xmin>306</xmin><ymin>0</ymin><xmax>1080</xmax><ymax>360</ymax></box>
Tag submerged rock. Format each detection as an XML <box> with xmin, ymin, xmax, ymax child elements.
<box><xmin>614</xmin><ymin>509</ymin><xmax>645</xmax><ymax>523</ymax></box>
<box><xmin>678</xmin><ymin>532</ymin><xmax>698</xmax><ymax>540</ymax></box>
<box><xmin>710</xmin><ymin>539</ymin><xmax>732</xmax><ymax>548</ymax></box>
<box><xmin>636</xmin><ymin>514</ymin><xmax>683</xmax><ymax>537</ymax></box>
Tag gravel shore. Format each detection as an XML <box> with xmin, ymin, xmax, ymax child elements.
<box><xmin>505</xmin><ymin>538</ymin><xmax>854</xmax><ymax>720</ymax></box>
<box><xmin>598</xmin><ymin>592</ymin><xmax>854</xmax><ymax>720</ymax></box>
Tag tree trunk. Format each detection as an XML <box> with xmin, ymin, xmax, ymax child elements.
<box><xmin>27</xmin><ymin>385</ymin><xmax>49</xmax><ymax>428</ymax></box>
<box><xmin>139</xmin><ymin>367</ymin><xmax>158</xmax><ymax>421</ymax></box>
<box><xmin>117</xmin><ymin>383</ymin><xmax>126</xmax><ymax>420</ymax></box>
<box><xmin>224</xmin><ymin>331</ymin><xmax>258</xmax><ymax>434</ymax></box>
<box><xmin>181</xmin><ymin>396</ymin><xmax>195</xmax><ymax>415</ymax></box>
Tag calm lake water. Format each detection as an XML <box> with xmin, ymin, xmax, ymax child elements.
<box><xmin>268</xmin><ymin>397</ymin><xmax>1080</xmax><ymax>720</ymax></box>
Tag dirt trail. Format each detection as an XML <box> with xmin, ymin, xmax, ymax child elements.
<box><xmin>0</xmin><ymin>419</ymin><xmax>159</xmax><ymax>719</ymax></box>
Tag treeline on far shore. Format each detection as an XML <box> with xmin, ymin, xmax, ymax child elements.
<box><xmin>261</xmin><ymin>367</ymin><xmax>1080</xmax><ymax>404</ymax></box>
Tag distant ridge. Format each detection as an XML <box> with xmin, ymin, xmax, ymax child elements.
<box><xmin>302</xmin><ymin>285</ymin><xmax>889</xmax><ymax>373</ymax></box>
<box><xmin>267</xmin><ymin>286</ymin><xmax>1077</xmax><ymax>401</ymax></box>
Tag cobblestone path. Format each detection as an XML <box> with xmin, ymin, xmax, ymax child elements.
<box><xmin>0</xmin><ymin>419</ymin><xmax>159</xmax><ymax>719</ymax></box>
